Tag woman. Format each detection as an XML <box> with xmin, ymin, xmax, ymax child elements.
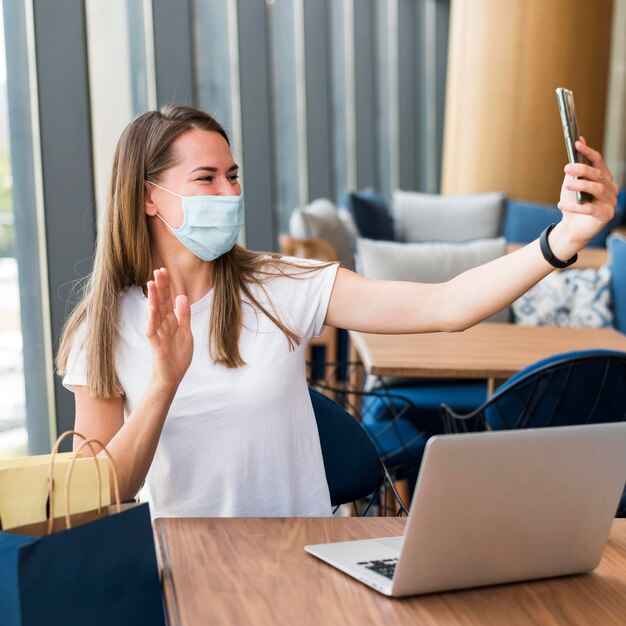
<box><xmin>58</xmin><ymin>104</ymin><xmax>618</xmax><ymax>518</ymax></box>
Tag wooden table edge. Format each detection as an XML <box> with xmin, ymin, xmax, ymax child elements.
<box><xmin>155</xmin><ymin>519</ymin><xmax>183</xmax><ymax>626</ymax></box>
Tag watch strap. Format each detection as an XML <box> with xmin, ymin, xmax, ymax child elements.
<box><xmin>539</xmin><ymin>223</ymin><xmax>578</xmax><ymax>269</ymax></box>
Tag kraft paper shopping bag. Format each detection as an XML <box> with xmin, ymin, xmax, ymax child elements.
<box><xmin>0</xmin><ymin>452</ymin><xmax>110</xmax><ymax>530</ymax></box>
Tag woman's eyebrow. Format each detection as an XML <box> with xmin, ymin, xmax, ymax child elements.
<box><xmin>188</xmin><ymin>164</ymin><xmax>239</xmax><ymax>175</ymax></box>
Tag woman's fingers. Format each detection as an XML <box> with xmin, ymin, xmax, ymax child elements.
<box><xmin>146</xmin><ymin>281</ymin><xmax>160</xmax><ymax>327</ymax></box>
<box><xmin>575</xmin><ymin>139</ymin><xmax>613</xmax><ymax>179</ymax></box>
<box><xmin>565</xmin><ymin>175</ymin><xmax>612</xmax><ymax>202</ymax></box>
<box><xmin>147</xmin><ymin>269</ymin><xmax>191</xmax><ymax>345</ymax></box>
<box><xmin>565</xmin><ymin>141</ymin><xmax>620</xmax><ymax>203</ymax></box>
<box><xmin>174</xmin><ymin>295</ymin><xmax>191</xmax><ymax>332</ymax></box>
<box><xmin>564</xmin><ymin>162</ymin><xmax>602</xmax><ymax>181</ymax></box>
<box><xmin>154</xmin><ymin>268</ymin><xmax>172</xmax><ymax>322</ymax></box>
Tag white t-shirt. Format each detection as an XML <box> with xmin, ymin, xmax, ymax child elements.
<box><xmin>63</xmin><ymin>259</ymin><xmax>339</xmax><ymax>518</ymax></box>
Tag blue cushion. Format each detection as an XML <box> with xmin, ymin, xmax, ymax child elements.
<box><xmin>362</xmin><ymin>380</ymin><xmax>488</xmax><ymax>436</ymax></box>
<box><xmin>484</xmin><ymin>349</ymin><xmax>626</xmax><ymax>430</ymax></box>
<box><xmin>504</xmin><ymin>199</ymin><xmax>623</xmax><ymax>248</ymax></box>
<box><xmin>608</xmin><ymin>235</ymin><xmax>626</xmax><ymax>333</ymax></box>
<box><xmin>617</xmin><ymin>189</ymin><xmax>626</xmax><ymax>222</ymax></box>
<box><xmin>342</xmin><ymin>189</ymin><xmax>395</xmax><ymax>240</ymax></box>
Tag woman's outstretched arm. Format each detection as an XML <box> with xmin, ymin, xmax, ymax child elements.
<box><xmin>326</xmin><ymin>140</ymin><xmax>618</xmax><ymax>334</ymax></box>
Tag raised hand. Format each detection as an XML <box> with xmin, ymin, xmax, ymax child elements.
<box><xmin>146</xmin><ymin>267</ymin><xmax>194</xmax><ymax>392</ymax></box>
<box><xmin>557</xmin><ymin>138</ymin><xmax>619</xmax><ymax>248</ymax></box>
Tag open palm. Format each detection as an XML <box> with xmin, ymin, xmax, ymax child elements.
<box><xmin>146</xmin><ymin>267</ymin><xmax>194</xmax><ymax>390</ymax></box>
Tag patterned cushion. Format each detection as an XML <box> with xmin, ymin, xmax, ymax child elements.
<box><xmin>512</xmin><ymin>265</ymin><xmax>613</xmax><ymax>328</ymax></box>
<box><xmin>289</xmin><ymin>199</ymin><xmax>356</xmax><ymax>270</ymax></box>
<box><xmin>355</xmin><ymin>236</ymin><xmax>510</xmax><ymax>323</ymax></box>
<box><xmin>392</xmin><ymin>190</ymin><xmax>505</xmax><ymax>242</ymax></box>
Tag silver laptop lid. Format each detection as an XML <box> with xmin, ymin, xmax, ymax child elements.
<box><xmin>392</xmin><ymin>422</ymin><xmax>626</xmax><ymax>596</ymax></box>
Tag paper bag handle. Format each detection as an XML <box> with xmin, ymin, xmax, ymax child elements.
<box><xmin>47</xmin><ymin>431</ymin><xmax>103</xmax><ymax>534</ymax></box>
<box><xmin>64</xmin><ymin>438</ymin><xmax>122</xmax><ymax>530</ymax></box>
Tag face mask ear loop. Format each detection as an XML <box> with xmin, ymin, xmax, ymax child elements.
<box><xmin>145</xmin><ymin>180</ymin><xmax>184</xmax><ymax>198</ymax></box>
<box><xmin>155</xmin><ymin>212</ymin><xmax>175</xmax><ymax>231</ymax></box>
<box><xmin>146</xmin><ymin>180</ymin><xmax>183</xmax><ymax>231</ymax></box>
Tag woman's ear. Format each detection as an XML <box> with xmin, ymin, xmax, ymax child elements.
<box><xmin>144</xmin><ymin>181</ymin><xmax>158</xmax><ymax>216</ymax></box>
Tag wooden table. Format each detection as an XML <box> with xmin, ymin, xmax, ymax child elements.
<box><xmin>155</xmin><ymin>517</ymin><xmax>626</xmax><ymax>626</ymax></box>
<box><xmin>350</xmin><ymin>323</ymin><xmax>626</xmax><ymax>394</ymax></box>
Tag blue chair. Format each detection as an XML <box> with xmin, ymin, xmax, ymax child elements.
<box><xmin>309</xmin><ymin>360</ymin><xmax>486</xmax><ymax>496</ymax></box>
<box><xmin>440</xmin><ymin>350</ymin><xmax>626</xmax><ymax>516</ymax></box>
<box><xmin>608</xmin><ymin>234</ymin><xmax>626</xmax><ymax>334</ymax></box>
<box><xmin>309</xmin><ymin>387</ymin><xmax>408</xmax><ymax>515</ymax></box>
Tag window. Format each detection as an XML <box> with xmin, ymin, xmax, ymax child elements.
<box><xmin>0</xmin><ymin>0</ymin><xmax>27</xmax><ymax>457</ymax></box>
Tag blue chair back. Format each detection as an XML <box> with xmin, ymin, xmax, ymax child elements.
<box><xmin>483</xmin><ymin>350</ymin><xmax>626</xmax><ymax>430</ymax></box>
<box><xmin>309</xmin><ymin>388</ymin><xmax>384</xmax><ymax>506</ymax></box>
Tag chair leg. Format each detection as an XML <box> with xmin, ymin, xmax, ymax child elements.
<box><xmin>348</xmin><ymin>341</ymin><xmax>365</xmax><ymax>418</ymax></box>
<box><xmin>395</xmin><ymin>479</ymin><xmax>411</xmax><ymax>512</ymax></box>
<box><xmin>382</xmin><ymin>477</ymin><xmax>411</xmax><ymax>516</ymax></box>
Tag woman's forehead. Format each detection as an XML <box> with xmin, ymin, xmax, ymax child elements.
<box><xmin>171</xmin><ymin>128</ymin><xmax>234</xmax><ymax>166</ymax></box>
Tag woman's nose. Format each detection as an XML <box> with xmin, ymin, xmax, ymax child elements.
<box><xmin>215</xmin><ymin>178</ymin><xmax>240</xmax><ymax>196</ymax></box>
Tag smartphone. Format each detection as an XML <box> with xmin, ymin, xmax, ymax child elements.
<box><xmin>556</xmin><ymin>87</ymin><xmax>592</xmax><ymax>203</ymax></box>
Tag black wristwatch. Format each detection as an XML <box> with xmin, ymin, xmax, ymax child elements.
<box><xmin>539</xmin><ymin>223</ymin><xmax>578</xmax><ymax>269</ymax></box>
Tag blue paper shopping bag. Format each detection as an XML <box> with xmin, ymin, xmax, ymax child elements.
<box><xmin>0</xmin><ymin>432</ymin><xmax>166</xmax><ymax>626</ymax></box>
<box><xmin>0</xmin><ymin>503</ymin><xmax>166</xmax><ymax>626</ymax></box>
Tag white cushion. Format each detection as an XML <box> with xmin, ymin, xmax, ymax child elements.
<box><xmin>512</xmin><ymin>265</ymin><xmax>613</xmax><ymax>328</ymax></box>
<box><xmin>288</xmin><ymin>199</ymin><xmax>355</xmax><ymax>270</ymax></box>
<box><xmin>392</xmin><ymin>190</ymin><xmax>505</xmax><ymax>242</ymax></box>
<box><xmin>355</xmin><ymin>236</ymin><xmax>510</xmax><ymax>323</ymax></box>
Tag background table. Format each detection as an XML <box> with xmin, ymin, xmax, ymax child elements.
<box><xmin>349</xmin><ymin>323</ymin><xmax>626</xmax><ymax>394</ymax></box>
<box><xmin>155</xmin><ymin>517</ymin><xmax>626</xmax><ymax>626</ymax></box>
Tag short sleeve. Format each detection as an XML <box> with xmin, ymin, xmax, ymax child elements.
<box><xmin>264</xmin><ymin>258</ymin><xmax>340</xmax><ymax>341</ymax></box>
<box><xmin>61</xmin><ymin>321</ymin><xmax>89</xmax><ymax>390</ymax></box>
<box><xmin>310</xmin><ymin>263</ymin><xmax>340</xmax><ymax>337</ymax></box>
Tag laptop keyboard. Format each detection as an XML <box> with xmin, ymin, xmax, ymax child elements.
<box><xmin>358</xmin><ymin>558</ymin><xmax>398</xmax><ymax>580</ymax></box>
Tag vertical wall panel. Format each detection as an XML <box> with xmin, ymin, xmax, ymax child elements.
<box><xmin>397</xmin><ymin>0</ymin><xmax>420</xmax><ymax>191</ymax></box>
<box><xmin>353</xmin><ymin>0</ymin><xmax>378</xmax><ymax>190</ymax></box>
<box><xmin>3</xmin><ymin>0</ymin><xmax>52</xmax><ymax>452</ymax></box>
<box><xmin>329</xmin><ymin>0</ymin><xmax>349</xmax><ymax>203</ymax></box>
<box><xmin>152</xmin><ymin>0</ymin><xmax>194</xmax><ymax>106</ymax></box>
<box><xmin>236</xmin><ymin>1</ymin><xmax>277</xmax><ymax>251</ymax></box>
<box><xmin>33</xmin><ymin>0</ymin><xmax>97</xmax><ymax>442</ymax></box>
<box><xmin>434</xmin><ymin>0</ymin><xmax>450</xmax><ymax>191</ymax></box>
<box><xmin>303</xmin><ymin>0</ymin><xmax>334</xmax><ymax>203</ymax></box>
<box><xmin>375</xmin><ymin>0</ymin><xmax>393</xmax><ymax>204</ymax></box>
<box><xmin>193</xmin><ymin>0</ymin><xmax>233</xmax><ymax>132</ymax></box>
<box><xmin>267</xmin><ymin>0</ymin><xmax>300</xmax><ymax>235</ymax></box>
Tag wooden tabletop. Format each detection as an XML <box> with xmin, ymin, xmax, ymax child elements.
<box><xmin>155</xmin><ymin>517</ymin><xmax>626</xmax><ymax>626</ymax></box>
<box><xmin>349</xmin><ymin>323</ymin><xmax>626</xmax><ymax>380</ymax></box>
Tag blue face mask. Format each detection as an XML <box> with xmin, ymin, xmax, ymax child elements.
<box><xmin>147</xmin><ymin>181</ymin><xmax>244</xmax><ymax>261</ymax></box>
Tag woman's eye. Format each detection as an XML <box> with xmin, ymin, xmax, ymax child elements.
<box><xmin>228</xmin><ymin>174</ymin><xmax>240</xmax><ymax>182</ymax></box>
<box><xmin>198</xmin><ymin>176</ymin><xmax>214</xmax><ymax>183</ymax></box>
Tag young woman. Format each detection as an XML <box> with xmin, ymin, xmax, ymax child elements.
<box><xmin>58</xmin><ymin>105</ymin><xmax>618</xmax><ymax>518</ymax></box>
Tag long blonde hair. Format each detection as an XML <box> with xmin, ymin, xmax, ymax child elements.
<box><xmin>57</xmin><ymin>105</ymin><xmax>326</xmax><ymax>399</ymax></box>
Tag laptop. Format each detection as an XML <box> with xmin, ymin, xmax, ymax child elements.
<box><xmin>305</xmin><ymin>422</ymin><xmax>626</xmax><ymax>597</ymax></box>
